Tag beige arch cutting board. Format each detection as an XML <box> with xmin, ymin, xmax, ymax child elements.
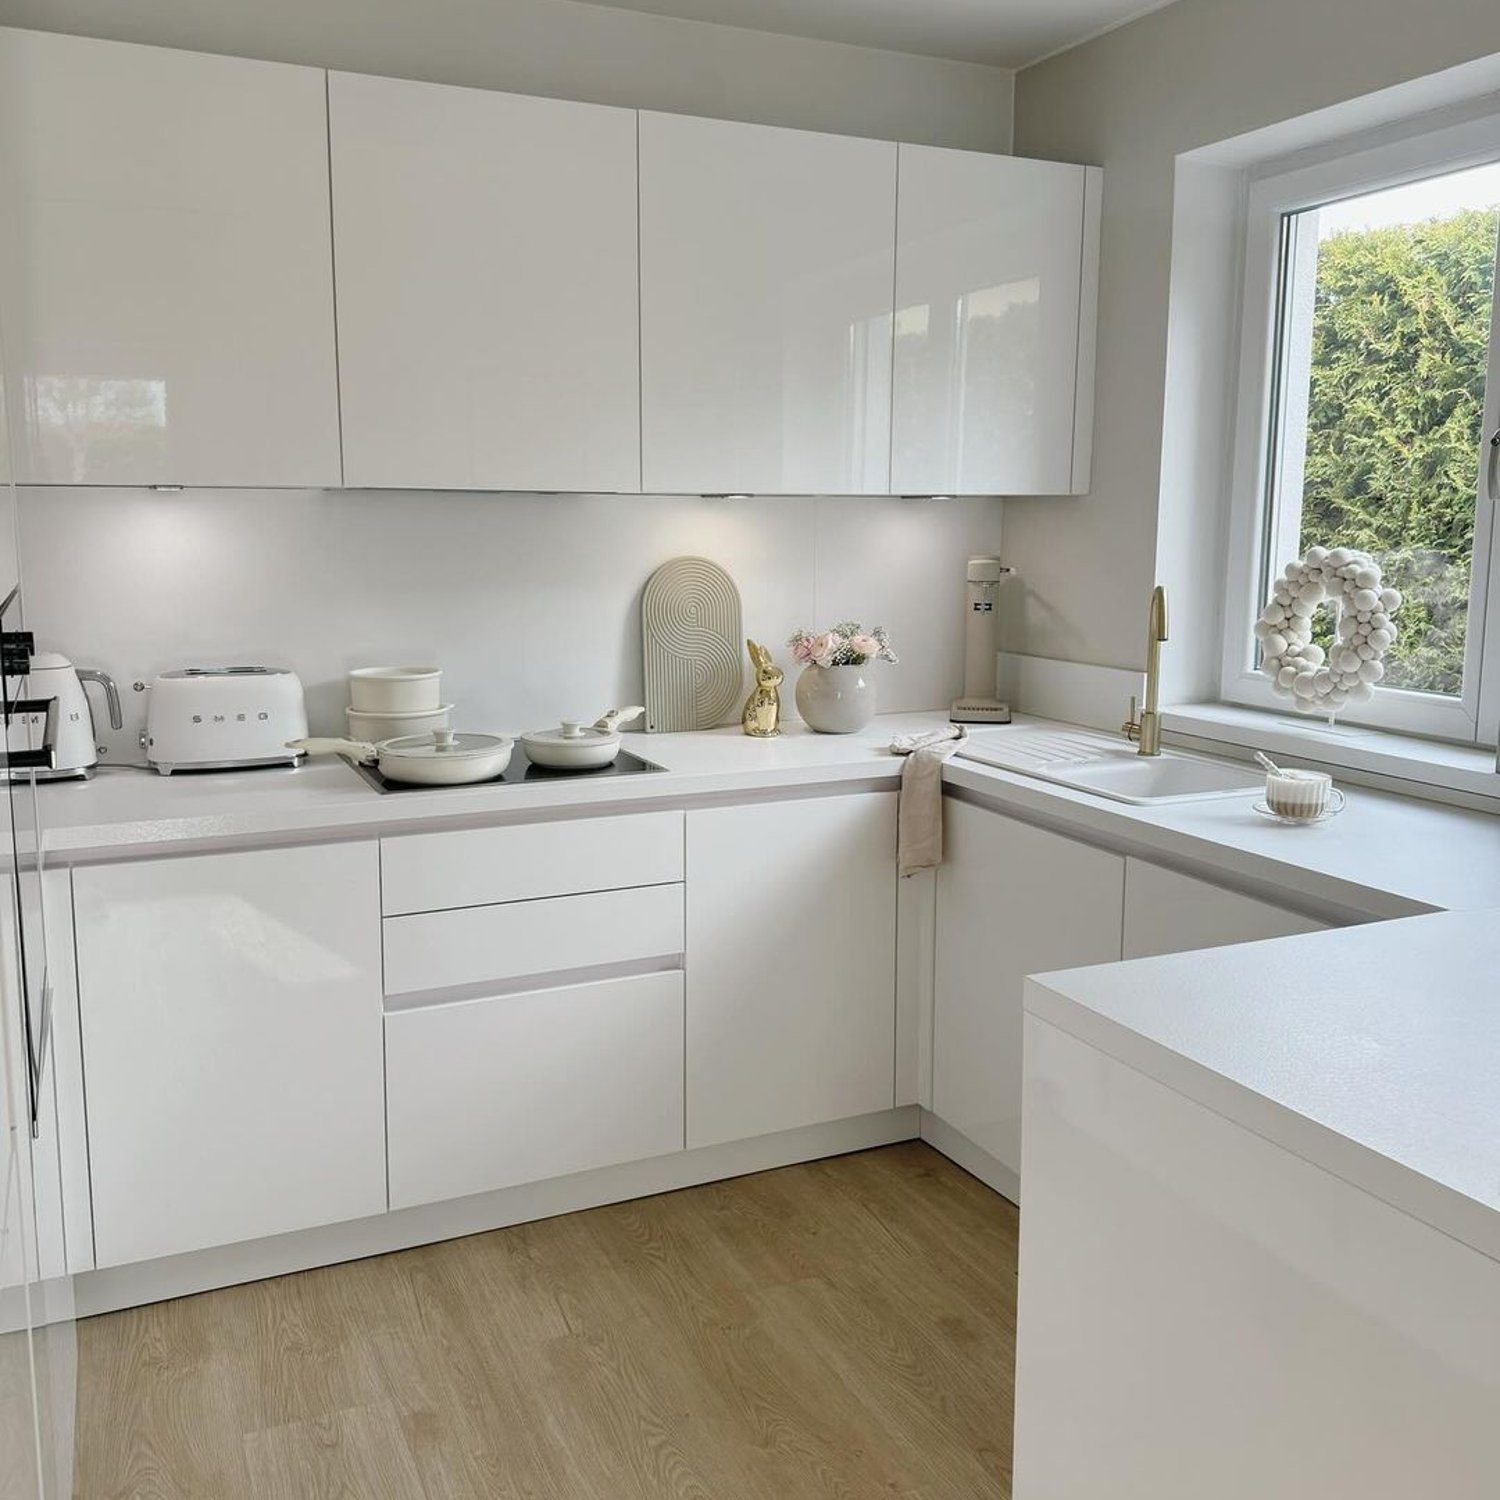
<box><xmin>642</xmin><ymin>556</ymin><xmax>743</xmax><ymax>732</ymax></box>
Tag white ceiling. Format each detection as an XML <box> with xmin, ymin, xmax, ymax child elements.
<box><xmin>576</xmin><ymin>0</ymin><xmax>1174</xmax><ymax>69</ymax></box>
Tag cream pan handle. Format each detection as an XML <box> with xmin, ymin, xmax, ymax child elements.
<box><xmin>593</xmin><ymin>705</ymin><xmax>645</xmax><ymax>733</ymax></box>
<box><xmin>287</xmin><ymin>736</ymin><xmax>379</xmax><ymax>762</ymax></box>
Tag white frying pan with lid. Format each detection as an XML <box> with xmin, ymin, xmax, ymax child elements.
<box><xmin>289</xmin><ymin>729</ymin><xmax>513</xmax><ymax>785</ymax></box>
<box><xmin>521</xmin><ymin>706</ymin><xmax>645</xmax><ymax>770</ymax></box>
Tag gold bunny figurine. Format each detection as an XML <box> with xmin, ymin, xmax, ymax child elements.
<box><xmin>741</xmin><ymin>640</ymin><xmax>783</xmax><ymax>737</ymax></box>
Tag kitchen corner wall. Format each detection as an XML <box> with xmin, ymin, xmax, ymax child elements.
<box><xmin>20</xmin><ymin>488</ymin><xmax>1002</xmax><ymax>756</ymax></box>
<box><xmin>1006</xmin><ymin>0</ymin><xmax>1500</xmax><ymax>679</ymax></box>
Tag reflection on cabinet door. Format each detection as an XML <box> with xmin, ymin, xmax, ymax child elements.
<box><xmin>1122</xmin><ymin>860</ymin><xmax>1329</xmax><ymax>960</ymax></box>
<box><xmin>640</xmin><ymin>112</ymin><xmax>896</xmax><ymax>495</ymax></box>
<box><xmin>0</xmin><ymin>29</ymin><xmax>340</xmax><ymax>487</ymax></box>
<box><xmin>686</xmin><ymin>793</ymin><xmax>897</xmax><ymax>1147</ymax></box>
<box><xmin>892</xmin><ymin>146</ymin><xmax>1100</xmax><ymax>496</ymax></box>
<box><xmin>933</xmin><ymin>801</ymin><xmax>1123</xmax><ymax>1189</ymax></box>
<box><xmin>74</xmin><ymin>843</ymin><xmax>385</xmax><ymax>1267</ymax></box>
<box><xmin>329</xmin><ymin>72</ymin><xmax>641</xmax><ymax>492</ymax></box>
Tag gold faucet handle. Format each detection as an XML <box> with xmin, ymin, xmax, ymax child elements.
<box><xmin>1122</xmin><ymin>694</ymin><xmax>1141</xmax><ymax>741</ymax></box>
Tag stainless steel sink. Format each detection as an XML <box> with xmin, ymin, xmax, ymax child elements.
<box><xmin>955</xmin><ymin>728</ymin><xmax>1264</xmax><ymax>806</ymax></box>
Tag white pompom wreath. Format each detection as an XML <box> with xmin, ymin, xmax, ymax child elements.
<box><xmin>1253</xmin><ymin>546</ymin><xmax>1401</xmax><ymax>716</ymax></box>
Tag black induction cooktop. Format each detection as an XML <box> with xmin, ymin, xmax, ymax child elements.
<box><xmin>348</xmin><ymin>746</ymin><xmax>665</xmax><ymax>794</ymax></box>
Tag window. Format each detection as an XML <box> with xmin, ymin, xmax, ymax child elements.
<box><xmin>1223</xmin><ymin>119</ymin><xmax>1500</xmax><ymax>744</ymax></box>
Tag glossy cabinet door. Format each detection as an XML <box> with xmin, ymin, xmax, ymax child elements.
<box><xmin>892</xmin><ymin>146</ymin><xmax>1100</xmax><ymax>496</ymax></box>
<box><xmin>329</xmin><ymin>73</ymin><xmax>641</xmax><ymax>492</ymax></box>
<box><xmin>0</xmin><ymin>28</ymin><xmax>340</xmax><ymax>487</ymax></box>
<box><xmin>1122</xmin><ymin>859</ymin><xmax>1328</xmax><ymax>959</ymax></box>
<box><xmin>686</xmin><ymin>793</ymin><xmax>897</xmax><ymax>1147</ymax></box>
<box><xmin>0</xmin><ymin>226</ymin><xmax>16</xmax><ymax>603</ymax></box>
<box><xmin>639</xmin><ymin>112</ymin><xmax>896</xmax><ymax>495</ymax></box>
<box><xmin>386</xmin><ymin>971</ymin><xmax>685</xmax><ymax>1210</ymax></box>
<box><xmin>932</xmin><ymin>800</ymin><xmax>1124</xmax><ymax>1190</ymax></box>
<box><xmin>73</xmin><ymin>843</ymin><xmax>385</xmax><ymax>1267</ymax></box>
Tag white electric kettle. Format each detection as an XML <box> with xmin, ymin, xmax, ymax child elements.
<box><xmin>7</xmin><ymin>652</ymin><xmax>123</xmax><ymax>781</ymax></box>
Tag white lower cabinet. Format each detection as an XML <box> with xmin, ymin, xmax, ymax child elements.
<box><xmin>932</xmin><ymin>802</ymin><xmax>1125</xmax><ymax>1187</ymax></box>
<box><xmin>385</xmin><ymin>971</ymin><xmax>685</xmax><ymax>1210</ymax></box>
<box><xmin>1122</xmin><ymin>859</ymin><xmax>1329</xmax><ymax>958</ymax></box>
<box><xmin>685</xmin><ymin>793</ymin><xmax>898</xmax><ymax>1148</ymax></box>
<box><xmin>73</xmin><ymin>843</ymin><xmax>385</xmax><ymax>1268</ymax></box>
<box><xmin>931</xmin><ymin>801</ymin><xmax>1336</xmax><ymax>1196</ymax></box>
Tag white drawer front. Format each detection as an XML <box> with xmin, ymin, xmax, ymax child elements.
<box><xmin>386</xmin><ymin>970</ymin><xmax>685</xmax><ymax>1209</ymax></box>
<box><xmin>381</xmin><ymin>811</ymin><xmax>683</xmax><ymax>915</ymax></box>
<box><xmin>383</xmin><ymin>883</ymin><xmax>684</xmax><ymax>996</ymax></box>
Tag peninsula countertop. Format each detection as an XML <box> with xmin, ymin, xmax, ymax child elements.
<box><xmin>1024</xmin><ymin>909</ymin><xmax>1500</xmax><ymax>1263</ymax></box>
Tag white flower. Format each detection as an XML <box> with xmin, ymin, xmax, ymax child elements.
<box><xmin>810</xmin><ymin>631</ymin><xmax>843</xmax><ymax>667</ymax></box>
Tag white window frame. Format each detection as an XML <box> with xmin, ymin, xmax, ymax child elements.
<box><xmin>1221</xmin><ymin>114</ymin><xmax>1500</xmax><ymax>746</ymax></box>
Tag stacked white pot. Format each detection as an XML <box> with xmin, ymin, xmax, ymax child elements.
<box><xmin>346</xmin><ymin>666</ymin><xmax>452</xmax><ymax>741</ymax></box>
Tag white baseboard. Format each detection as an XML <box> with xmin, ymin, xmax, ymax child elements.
<box><xmin>919</xmin><ymin>1109</ymin><xmax>1019</xmax><ymax>1205</ymax></box>
<box><xmin>997</xmin><ymin>651</ymin><xmax>1142</xmax><ymax>734</ymax></box>
<box><xmin>75</xmin><ymin>1107</ymin><xmax>921</xmax><ymax>1316</ymax></box>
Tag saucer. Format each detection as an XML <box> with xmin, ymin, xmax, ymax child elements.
<box><xmin>1252</xmin><ymin>798</ymin><xmax>1342</xmax><ymax>826</ymax></box>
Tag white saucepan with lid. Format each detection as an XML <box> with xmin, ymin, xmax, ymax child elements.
<box><xmin>290</xmin><ymin>729</ymin><xmax>513</xmax><ymax>785</ymax></box>
<box><xmin>521</xmin><ymin>706</ymin><xmax>645</xmax><ymax>770</ymax></box>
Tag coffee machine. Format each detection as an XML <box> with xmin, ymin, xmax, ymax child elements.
<box><xmin>950</xmin><ymin>557</ymin><xmax>1013</xmax><ymax>724</ymax></box>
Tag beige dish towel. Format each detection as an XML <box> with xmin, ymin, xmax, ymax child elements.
<box><xmin>890</xmin><ymin>726</ymin><xmax>968</xmax><ymax>875</ymax></box>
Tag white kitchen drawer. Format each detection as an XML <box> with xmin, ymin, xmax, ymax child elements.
<box><xmin>380</xmin><ymin>811</ymin><xmax>683</xmax><ymax>915</ymax></box>
<box><xmin>386</xmin><ymin>970</ymin><xmax>685</xmax><ymax>1209</ymax></box>
<box><xmin>383</xmin><ymin>883</ymin><xmax>684</xmax><ymax>996</ymax></box>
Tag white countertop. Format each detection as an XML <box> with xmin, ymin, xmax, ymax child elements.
<box><xmin>1025</xmin><ymin>910</ymin><xmax>1500</xmax><ymax>1263</ymax></box>
<box><xmin>37</xmin><ymin>715</ymin><xmax>926</xmax><ymax>860</ymax></box>
<box><xmin>36</xmin><ymin>713</ymin><xmax>1500</xmax><ymax>921</ymax></box>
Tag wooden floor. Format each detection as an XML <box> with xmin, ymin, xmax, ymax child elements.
<box><xmin>73</xmin><ymin>1143</ymin><xmax>1019</xmax><ymax>1499</ymax></box>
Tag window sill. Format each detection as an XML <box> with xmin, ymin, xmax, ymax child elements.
<box><xmin>1163</xmin><ymin>702</ymin><xmax>1500</xmax><ymax>811</ymax></box>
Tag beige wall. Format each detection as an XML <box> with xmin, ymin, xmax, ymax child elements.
<box><xmin>1009</xmin><ymin>0</ymin><xmax>1500</xmax><ymax>673</ymax></box>
<box><xmin>0</xmin><ymin>0</ymin><xmax>1013</xmax><ymax>150</ymax></box>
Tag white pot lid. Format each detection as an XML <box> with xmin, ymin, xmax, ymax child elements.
<box><xmin>523</xmin><ymin>721</ymin><xmax>618</xmax><ymax>749</ymax></box>
<box><xmin>380</xmin><ymin>730</ymin><xmax>510</xmax><ymax>762</ymax></box>
<box><xmin>524</xmin><ymin>708</ymin><xmax>644</xmax><ymax>749</ymax></box>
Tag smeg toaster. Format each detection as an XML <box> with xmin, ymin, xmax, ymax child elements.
<box><xmin>143</xmin><ymin>667</ymin><xmax>308</xmax><ymax>774</ymax></box>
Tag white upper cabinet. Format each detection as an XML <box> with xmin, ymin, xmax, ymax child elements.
<box><xmin>892</xmin><ymin>146</ymin><xmax>1101</xmax><ymax>496</ymax></box>
<box><xmin>0</xmin><ymin>29</ymin><xmax>340</xmax><ymax>487</ymax></box>
<box><xmin>329</xmin><ymin>73</ymin><xmax>641</xmax><ymax>492</ymax></box>
<box><xmin>639</xmin><ymin>112</ymin><xmax>896</xmax><ymax>495</ymax></box>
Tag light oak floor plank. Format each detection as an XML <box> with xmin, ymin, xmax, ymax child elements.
<box><xmin>73</xmin><ymin>1143</ymin><xmax>1017</xmax><ymax>1499</ymax></box>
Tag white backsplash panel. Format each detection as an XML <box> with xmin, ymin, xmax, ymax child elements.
<box><xmin>19</xmin><ymin>487</ymin><xmax>1002</xmax><ymax>763</ymax></box>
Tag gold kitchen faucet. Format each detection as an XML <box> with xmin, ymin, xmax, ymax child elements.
<box><xmin>1122</xmin><ymin>585</ymin><xmax>1168</xmax><ymax>757</ymax></box>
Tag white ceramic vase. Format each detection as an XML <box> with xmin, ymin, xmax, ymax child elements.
<box><xmin>795</xmin><ymin>664</ymin><xmax>876</xmax><ymax>734</ymax></box>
